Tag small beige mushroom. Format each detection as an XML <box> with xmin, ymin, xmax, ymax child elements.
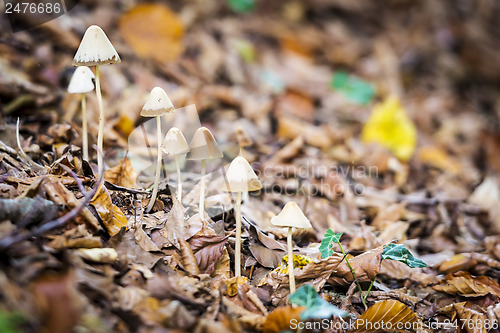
<box><xmin>271</xmin><ymin>202</ymin><xmax>312</xmax><ymax>293</ymax></box>
<box><xmin>141</xmin><ymin>87</ymin><xmax>176</xmax><ymax>213</ymax></box>
<box><xmin>223</xmin><ymin>156</ymin><xmax>262</xmax><ymax>277</ymax></box>
<box><xmin>162</xmin><ymin>127</ymin><xmax>190</xmax><ymax>202</ymax></box>
<box><xmin>186</xmin><ymin>127</ymin><xmax>223</xmax><ymax>220</ymax></box>
<box><xmin>73</xmin><ymin>25</ymin><xmax>120</xmax><ymax>174</ymax></box>
<box><xmin>67</xmin><ymin>66</ymin><xmax>95</xmax><ymax>161</ymax></box>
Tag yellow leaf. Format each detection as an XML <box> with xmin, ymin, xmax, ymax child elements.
<box><xmin>351</xmin><ymin>300</ymin><xmax>419</xmax><ymax>333</ymax></box>
<box><xmin>104</xmin><ymin>156</ymin><xmax>137</xmax><ymax>188</ymax></box>
<box><xmin>361</xmin><ymin>96</ymin><xmax>417</xmax><ymax>161</ymax></box>
<box><xmin>90</xmin><ymin>186</ymin><xmax>127</xmax><ymax>236</ymax></box>
<box><xmin>119</xmin><ymin>4</ymin><xmax>184</xmax><ymax>63</ymax></box>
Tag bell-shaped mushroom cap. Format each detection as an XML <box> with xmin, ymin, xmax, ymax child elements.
<box><xmin>140</xmin><ymin>87</ymin><xmax>175</xmax><ymax>117</ymax></box>
<box><xmin>67</xmin><ymin>66</ymin><xmax>95</xmax><ymax>94</ymax></box>
<box><xmin>271</xmin><ymin>202</ymin><xmax>312</xmax><ymax>229</ymax></box>
<box><xmin>73</xmin><ymin>25</ymin><xmax>121</xmax><ymax>66</ymax></box>
<box><xmin>162</xmin><ymin>127</ymin><xmax>189</xmax><ymax>155</ymax></box>
<box><xmin>235</xmin><ymin>126</ymin><xmax>253</xmax><ymax>148</ymax></box>
<box><xmin>222</xmin><ymin>156</ymin><xmax>262</xmax><ymax>192</ymax></box>
<box><xmin>186</xmin><ymin>127</ymin><xmax>223</xmax><ymax>160</ymax></box>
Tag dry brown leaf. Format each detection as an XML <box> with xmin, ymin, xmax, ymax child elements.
<box><xmin>439</xmin><ymin>253</ymin><xmax>500</xmax><ymax>274</ymax></box>
<box><xmin>213</xmin><ymin>248</ymin><xmax>231</xmax><ymax>279</ymax></box>
<box><xmin>104</xmin><ymin>156</ymin><xmax>137</xmax><ymax>188</ymax></box>
<box><xmin>329</xmin><ymin>246</ymin><xmax>384</xmax><ymax>287</ymax></box>
<box><xmin>189</xmin><ymin>234</ymin><xmax>229</xmax><ymax>275</ymax></box>
<box><xmin>179</xmin><ymin>238</ymin><xmax>200</xmax><ymax>275</ymax></box>
<box><xmin>90</xmin><ymin>186</ymin><xmax>127</xmax><ymax>236</ymax></box>
<box><xmin>119</xmin><ymin>4</ymin><xmax>184</xmax><ymax>63</ymax></box>
<box><xmin>433</xmin><ymin>271</ymin><xmax>500</xmax><ymax>297</ymax></box>
<box><xmin>225</xmin><ymin>276</ymin><xmax>249</xmax><ymax>297</ymax></box>
<box><xmin>135</xmin><ymin>226</ymin><xmax>160</xmax><ymax>252</ymax></box>
<box><xmin>77</xmin><ymin>248</ymin><xmax>118</xmax><ymax>264</ymax></box>
<box><xmin>371</xmin><ymin>202</ymin><xmax>406</xmax><ymax>230</ymax></box>
<box><xmin>160</xmin><ymin>198</ymin><xmax>203</xmax><ymax>248</ymax></box>
<box><xmin>351</xmin><ymin>300</ymin><xmax>419</xmax><ymax>333</ymax></box>
<box><xmin>440</xmin><ymin>302</ymin><xmax>489</xmax><ymax>333</ymax></box>
<box><xmin>263</xmin><ymin>305</ymin><xmax>305</xmax><ymax>333</ymax></box>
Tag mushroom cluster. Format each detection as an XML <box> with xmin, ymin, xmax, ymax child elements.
<box><xmin>69</xmin><ymin>25</ymin><xmax>313</xmax><ymax>296</ymax></box>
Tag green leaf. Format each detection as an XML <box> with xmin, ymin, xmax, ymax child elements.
<box><xmin>226</xmin><ymin>0</ymin><xmax>255</xmax><ymax>13</ymax></box>
<box><xmin>319</xmin><ymin>229</ymin><xmax>343</xmax><ymax>258</ymax></box>
<box><xmin>289</xmin><ymin>285</ymin><xmax>348</xmax><ymax>320</ymax></box>
<box><xmin>330</xmin><ymin>71</ymin><xmax>375</xmax><ymax>105</ymax></box>
<box><xmin>382</xmin><ymin>244</ymin><xmax>427</xmax><ymax>268</ymax></box>
<box><xmin>0</xmin><ymin>311</ymin><xmax>24</xmax><ymax>333</ymax></box>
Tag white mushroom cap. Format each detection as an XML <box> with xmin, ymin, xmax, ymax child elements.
<box><xmin>140</xmin><ymin>87</ymin><xmax>175</xmax><ymax>117</ymax></box>
<box><xmin>223</xmin><ymin>156</ymin><xmax>262</xmax><ymax>192</ymax></box>
<box><xmin>271</xmin><ymin>202</ymin><xmax>312</xmax><ymax>229</ymax></box>
<box><xmin>162</xmin><ymin>127</ymin><xmax>190</xmax><ymax>155</ymax></box>
<box><xmin>67</xmin><ymin>66</ymin><xmax>95</xmax><ymax>94</ymax></box>
<box><xmin>186</xmin><ymin>127</ymin><xmax>223</xmax><ymax>160</ymax></box>
<box><xmin>73</xmin><ymin>25</ymin><xmax>121</xmax><ymax>66</ymax></box>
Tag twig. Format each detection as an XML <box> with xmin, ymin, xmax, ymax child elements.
<box><xmin>16</xmin><ymin>118</ymin><xmax>44</xmax><ymax>172</ymax></box>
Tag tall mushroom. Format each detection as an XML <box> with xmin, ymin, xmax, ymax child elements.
<box><xmin>271</xmin><ymin>202</ymin><xmax>312</xmax><ymax>293</ymax></box>
<box><xmin>67</xmin><ymin>66</ymin><xmax>95</xmax><ymax>161</ymax></box>
<box><xmin>141</xmin><ymin>87</ymin><xmax>175</xmax><ymax>213</ymax></box>
<box><xmin>186</xmin><ymin>127</ymin><xmax>223</xmax><ymax>220</ymax></box>
<box><xmin>162</xmin><ymin>127</ymin><xmax>190</xmax><ymax>202</ymax></box>
<box><xmin>73</xmin><ymin>25</ymin><xmax>120</xmax><ymax>174</ymax></box>
<box><xmin>223</xmin><ymin>156</ymin><xmax>262</xmax><ymax>277</ymax></box>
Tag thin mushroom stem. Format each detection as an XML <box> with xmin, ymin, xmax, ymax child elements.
<box><xmin>199</xmin><ymin>159</ymin><xmax>206</xmax><ymax>220</ymax></box>
<box><xmin>95</xmin><ymin>65</ymin><xmax>104</xmax><ymax>175</ymax></box>
<box><xmin>81</xmin><ymin>93</ymin><xmax>88</xmax><ymax>161</ymax></box>
<box><xmin>287</xmin><ymin>227</ymin><xmax>296</xmax><ymax>293</ymax></box>
<box><xmin>235</xmin><ymin>191</ymin><xmax>242</xmax><ymax>277</ymax></box>
<box><xmin>146</xmin><ymin>116</ymin><xmax>162</xmax><ymax>213</ymax></box>
<box><xmin>174</xmin><ymin>154</ymin><xmax>182</xmax><ymax>202</ymax></box>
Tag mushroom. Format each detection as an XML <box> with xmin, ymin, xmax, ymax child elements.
<box><xmin>223</xmin><ymin>156</ymin><xmax>262</xmax><ymax>277</ymax></box>
<box><xmin>73</xmin><ymin>25</ymin><xmax>120</xmax><ymax>174</ymax></box>
<box><xmin>162</xmin><ymin>127</ymin><xmax>190</xmax><ymax>202</ymax></box>
<box><xmin>67</xmin><ymin>66</ymin><xmax>95</xmax><ymax>161</ymax></box>
<box><xmin>186</xmin><ymin>127</ymin><xmax>223</xmax><ymax>220</ymax></box>
<box><xmin>271</xmin><ymin>202</ymin><xmax>312</xmax><ymax>293</ymax></box>
<box><xmin>141</xmin><ymin>87</ymin><xmax>175</xmax><ymax>213</ymax></box>
<box><xmin>235</xmin><ymin>126</ymin><xmax>253</xmax><ymax>155</ymax></box>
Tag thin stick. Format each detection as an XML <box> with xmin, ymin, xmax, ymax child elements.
<box><xmin>235</xmin><ymin>191</ymin><xmax>242</xmax><ymax>277</ymax></box>
<box><xmin>338</xmin><ymin>242</ymin><xmax>367</xmax><ymax>310</ymax></box>
<box><xmin>287</xmin><ymin>227</ymin><xmax>296</xmax><ymax>293</ymax></box>
<box><xmin>174</xmin><ymin>154</ymin><xmax>182</xmax><ymax>202</ymax></box>
<box><xmin>81</xmin><ymin>93</ymin><xmax>88</xmax><ymax>161</ymax></box>
<box><xmin>95</xmin><ymin>65</ymin><xmax>104</xmax><ymax>175</ymax></box>
<box><xmin>146</xmin><ymin>116</ymin><xmax>162</xmax><ymax>213</ymax></box>
<box><xmin>199</xmin><ymin>159</ymin><xmax>206</xmax><ymax>220</ymax></box>
<box><xmin>16</xmin><ymin>118</ymin><xmax>44</xmax><ymax>171</ymax></box>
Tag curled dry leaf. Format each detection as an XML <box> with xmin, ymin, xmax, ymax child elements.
<box><xmin>178</xmin><ymin>238</ymin><xmax>200</xmax><ymax>275</ymax></box>
<box><xmin>188</xmin><ymin>234</ymin><xmax>230</xmax><ymax>275</ymax></box>
<box><xmin>433</xmin><ymin>271</ymin><xmax>500</xmax><ymax>297</ymax></box>
<box><xmin>90</xmin><ymin>186</ymin><xmax>127</xmax><ymax>236</ymax></box>
<box><xmin>351</xmin><ymin>300</ymin><xmax>419</xmax><ymax>333</ymax></box>
<box><xmin>119</xmin><ymin>4</ymin><xmax>184</xmax><ymax>63</ymax></box>
<box><xmin>104</xmin><ymin>156</ymin><xmax>137</xmax><ymax>188</ymax></box>
<box><xmin>263</xmin><ymin>305</ymin><xmax>305</xmax><ymax>333</ymax></box>
<box><xmin>77</xmin><ymin>248</ymin><xmax>118</xmax><ymax>264</ymax></box>
<box><xmin>439</xmin><ymin>302</ymin><xmax>489</xmax><ymax>333</ymax></box>
<box><xmin>329</xmin><ymin>246</ymin><xmax>384</xmax><ymax>287</ymax></box>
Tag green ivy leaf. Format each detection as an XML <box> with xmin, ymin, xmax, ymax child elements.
<box><xmin>382</xmin><ymin>244</ymin><xmax>427</xmax><ymax>268</ymax></box>
<box><xmin>226</xmin><ymin>0</ymin><xmax>255</xmax><ymax>13</ymax></box>
<box><xmin>330</xmin><ymin>71</ymin><xmax>375</xmax><ymax>105</ymax></box>
<box><xmin>319</xmin><ymin>229</ymin><xmax>343</xmax><ymax>258</ymax></box>
<box><xmin>289</xmin><ymin>285</ymin><xmax>348</xmax><ymax>320</ymax></box>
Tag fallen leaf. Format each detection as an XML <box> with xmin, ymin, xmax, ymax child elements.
<box><xmin>90</xmin><ymin>186</ymin><xmax>127</xmax><ymax>236</ymax></box>
<box><xmin>288</xmin><ymin>284</ymin><xmax>348</xmax><ymax>320</ymax></box>
<box><xmin>417</xmin><ymin>146</ymin><xmax>460</xmax><ymax>174</ymax></box>
<box><xmin>77</xmin><ymin>248</ymin><xmax>118</xmax><ymax>264</ymax></box>
<box><xmin>178</xmin><ymin>238</ymin><xmax>200</xmax><ymax>275</ymax></box>
<box><xmin>361</xmin><ymin>96</ymin><xmax>417</xmax><ymax>161</ymax></box>
<box><xmin>119</xmin><ymin>4</ymin><xmax>184</xmax><ymax>63</ymax></box>
<box><xmin>226</xmin><ymin>277</ymin><xmax>249</xmax><ymax>297</ymax></box>
<box><xmin>439</xmin><ymin>302</ymin><xmax>489</xmax><ymax>333</ymax></box>
<box><xmin>189</xmin><ymin>234</ymin><xmax>229</xmax><ymax>275</ymax></box>
<box><xmin>433</xmin><ymin>271</ymin><xmax>500</xmax><ymax>297</ymax></box>
<box><xmin>331</xmin><ymin>71</ymin><xmax>375</xmax><ymax>105</ymax></box>
<box><xmin>330</xmin><ymin>246</ymin><xmax>384</xmax><ymax>287</ymax></box>
<box><xmin>104</xmin><ymin>156</ymin><xmax>137</xmax><ymax>188</ymax></box>
<box><xmin>351</xmin><ymin>300</ymin><xmax>419</xmax><ymax>333</ymax></box>
<box><xmin>262</xmin><ymin>306</ymin><xmax>305</xmax><ymax>333</ymax></box>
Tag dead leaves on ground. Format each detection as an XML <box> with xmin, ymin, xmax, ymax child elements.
<box><xmin>90</xmin><ymin>186</ymin><xmax>127</xmax><ymax>236</ymax></box>
<box><xmin>433</xmin><ymin>271</ymin><xmax>500</xmax><ymax>298</ymax></box>
<box><xmin>351</xmin><ymin>300</ymin><xmax>419</xmax><ymax>333</ymax></box>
